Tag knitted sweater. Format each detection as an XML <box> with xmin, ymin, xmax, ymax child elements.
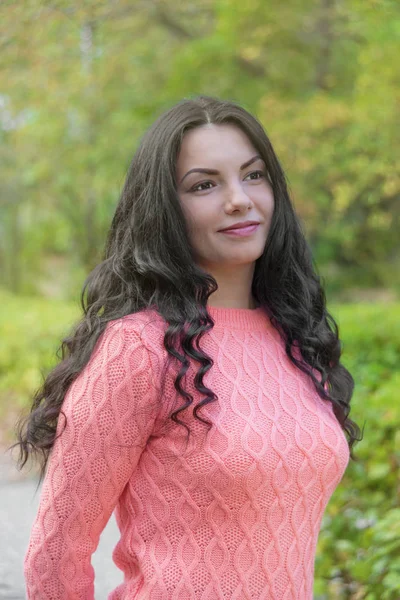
<box><xmin>24</xmin><ymin>305</ymin><xmax>350</xmax><ymax>600</ymax></box>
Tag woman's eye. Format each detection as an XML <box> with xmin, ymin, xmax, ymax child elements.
<box><xmin>246</xmin><ymin>170</ymin><xmax>265</xmax><ymax>181</ymax></box>
<box><xmin>190</xmin><ymin>170</ymin><xmax>265</xmax><ymax>193</ymax></box>
<box><xmin>191</xmin><ymin>181</ymin><xmax>214</xmax><ymax>192</ymax></box>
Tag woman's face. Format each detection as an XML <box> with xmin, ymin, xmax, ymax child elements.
<box><xmin>175</xmin><ymin>123</ymin><xmax>274</xmax><ymax>272</ymax></box>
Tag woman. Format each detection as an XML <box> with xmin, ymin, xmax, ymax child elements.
<box><xmin>12</xmin><ymin>95</ymin><xmax>362</xmax><ymax>599</ymax></box>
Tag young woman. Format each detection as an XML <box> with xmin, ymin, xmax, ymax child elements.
<box><xmin>12</xmin><ymin>95</ymin><xmax>362</xmax><ymax>599</ymax></box>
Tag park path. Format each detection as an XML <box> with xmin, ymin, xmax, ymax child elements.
<box><xmin>0</xmin><ymin>448</ymin><xmax>123</xmax><ymax>600</ymax></box>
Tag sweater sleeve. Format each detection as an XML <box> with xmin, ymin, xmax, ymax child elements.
<box><xmin>24</xmin><ymin>317</ymin><xmax>160</xmax><ymax>600</ymax></box>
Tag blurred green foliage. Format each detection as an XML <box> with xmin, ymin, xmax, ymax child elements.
<box><xmin>0</xmin><ymin>0</ymin><xmax>399</xmax><ymax>299</ymax></box>
<box><xmin>1</xmin><ymin>288</ymin><xmax>399</xmax><ymax>598</ymax></box>
<box><xmin>0</xmin><ymin>288</ymin><xmax>79</xmax><ymax>418</ymax></box>
<box><xmin>315</xmin><ymin>302</ymin><xmax>400</xmax><ymax>599</ymax></box>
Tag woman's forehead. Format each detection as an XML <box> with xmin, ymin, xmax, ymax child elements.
<box><xmin>177</xmin><ymin>125</ymin><xmax>257</xmax><ymax>170</ymax></box>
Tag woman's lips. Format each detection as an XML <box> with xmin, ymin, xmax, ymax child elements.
<box><xmin>219</xmin><ymin>224</ymin><xmax>260</xmax><ymax>237</ymax></box>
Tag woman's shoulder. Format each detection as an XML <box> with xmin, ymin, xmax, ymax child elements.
<box><xmin>104</xmin><ymin>308</ymin><xmax>168</xmax><ymax>357</ymax></box>
<box><xmin>106</xmin><ymin>307</ymin><xmax>165</xmax><ymax>329</ymax></box>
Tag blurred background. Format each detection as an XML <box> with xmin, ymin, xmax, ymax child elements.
<box><xmin>0</xmin><ymin>1</ymin><xmax>399</xmax><ymax>598</ymax></box>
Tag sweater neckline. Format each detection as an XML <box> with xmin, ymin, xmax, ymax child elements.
<box><xmin>206</xmin><ymin>304</ymin><xmax>269</xmax><ymax>330</ymax></box>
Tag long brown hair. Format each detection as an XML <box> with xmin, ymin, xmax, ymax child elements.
<box><xmin>9</xmin><ymin>94</ymin><xmax>362</xmax><ymax>489</ymax></box>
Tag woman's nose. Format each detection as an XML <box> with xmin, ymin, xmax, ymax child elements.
<box><xmin>224</xmin><ymin>183</ymin><xmax>252</xmax><ymax>209</ymax></box>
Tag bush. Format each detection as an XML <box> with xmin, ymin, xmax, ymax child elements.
<box><xmin>314</xmin><ymin>303</ymin><xmax>400</xmax><ymax>599</ymax></box>
<box><xmin>0</xmin><ymin>287</ymin><xmax>78</xmax><ymax>428</ymax></box>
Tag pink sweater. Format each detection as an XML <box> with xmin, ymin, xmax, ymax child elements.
<box><xmin>24</xmin><ymin>305</ymin><xmax>350</xmax><ymax>599</ymax></box>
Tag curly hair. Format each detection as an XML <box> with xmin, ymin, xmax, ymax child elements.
<box><xmin>9</xmin><ymin>94</ymin><xmax>363</xmax><ymax>489</ymax></box>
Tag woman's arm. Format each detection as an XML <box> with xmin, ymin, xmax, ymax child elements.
<box><xmin>24</xmin><ymin>317</ymin><xmax>160</xmax><ymax>599</ymax></box>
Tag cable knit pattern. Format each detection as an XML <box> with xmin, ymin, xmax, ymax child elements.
<box><xmin>24</xmin><ymin>305</ymin><xmax>350</xmax><ymax>600</ymax></box>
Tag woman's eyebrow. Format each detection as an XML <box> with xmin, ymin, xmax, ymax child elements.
<box><xmin>179</xmin><ymin>155</ymin><xmax>263</xmax><ymax>185</ymax></box>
